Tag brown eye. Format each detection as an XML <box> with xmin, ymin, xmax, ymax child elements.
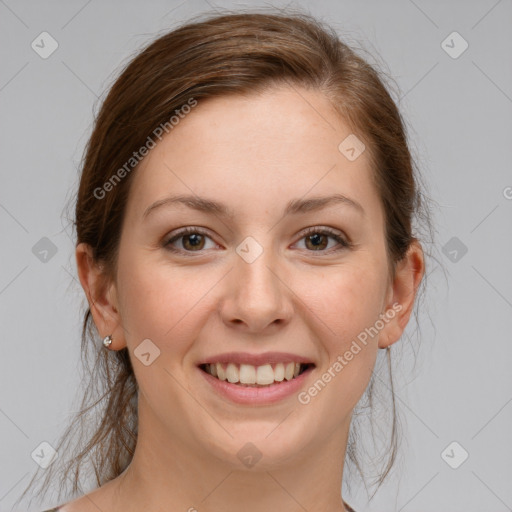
<box><xmin>304</xmin><ymin>232</ymin><xmax>329</xmax><ymax>251</ymax></box>
<box><xmin>164</xmin><ymin>228</ymin><xmax>215</xmax><ymax>253</ymax></box>
<box><xmin>181</xmin><ymin>233</ymin><xmax>205</xmax><ymax>251</ymax></box>
<box><xmin>297</xmin><ymin>228</ymin><xmax>350</xmax><ymax>253</ymax></box>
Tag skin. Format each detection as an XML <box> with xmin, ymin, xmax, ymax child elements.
<box><xmin>72</xmin><ymin>85</ymin><xmax>424</xmax><ymax>512</ymax></box>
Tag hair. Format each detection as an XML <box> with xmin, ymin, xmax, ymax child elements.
<box><xmin>18</xmin><ymin>7</ymin><xmax>436</xmax><ymax>510</ymax></box>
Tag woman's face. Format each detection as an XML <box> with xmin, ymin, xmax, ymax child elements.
<box><xmin>102</xmin><ymin>85</ymin><xmax>414</xmax><ymax>469</ymax></box>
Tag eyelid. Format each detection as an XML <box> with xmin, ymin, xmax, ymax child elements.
<box><xmin>163</xmin><ymin>225</ymin><xmax>352</xmax><ymax>254</ymax></box>
<box><xmin>299</xmin><ymin>226</ymin><xmax>349</xmax><ymax>242</ymax></box>
<box><xmin>163</xmin><ymin>227</ymin><xmax>216</xmax><ymax>253</ymax></box>
<box><xmin>297</xmin><ymin>226</ymin><xmax>352</xmax><ymax>251</ymax></box>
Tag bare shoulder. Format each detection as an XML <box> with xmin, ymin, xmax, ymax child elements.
<box><xmin>51</xmin><ymin>494</ymin><xmax>94</xmax><ymax>512</ymax></box>
<box><xmin>53</xmin><ymin>484</ymin><xmax>117</xmax><ymax>512</ymax></box>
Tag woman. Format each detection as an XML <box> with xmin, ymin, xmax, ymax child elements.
<box><xmin>25</xmin><ymin>9</ymin><xmax>429</xmax><ymax>512</ymax></box>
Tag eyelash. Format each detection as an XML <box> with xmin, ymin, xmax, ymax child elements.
<box><xmin>163</xmin><ymin>226</ymin><xmax>352</xmax><ymax>255</ymax></box>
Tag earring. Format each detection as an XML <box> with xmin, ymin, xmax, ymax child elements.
<box><xmin>103</xmin><ymin>334</ymin><xmax>113</xmax><ymax>350</ymax></box>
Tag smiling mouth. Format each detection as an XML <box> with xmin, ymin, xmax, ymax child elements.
<box><xmin>199</xmin><ymin>362</ymin><xmax>314</xmax><ymax>387</ymax></box>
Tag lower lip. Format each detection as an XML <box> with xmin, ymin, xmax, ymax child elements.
<box><xmin>198</xmin><ymin>366</ymin><xmax>314</xmax><ymax>405</ymax></box>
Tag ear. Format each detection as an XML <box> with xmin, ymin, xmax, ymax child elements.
<box><xmin>378</xmin><ymin>240</ymin><xmax>425</xmax><ymax>349</ymax></box>
<box><xmin>75</xmin><ymin>242</ymin><xmax>126</xmax><ymax>350</ymax></box>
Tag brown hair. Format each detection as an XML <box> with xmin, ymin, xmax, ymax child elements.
<box><xmin>18</xmin><ymin>7</ymin><xmax>434</xmax><ymax>509</ymax></box>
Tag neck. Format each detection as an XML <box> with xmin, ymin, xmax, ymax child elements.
<box><xmin>106</xmin><ymin>398</ymin><xmax>354</xmax><ymax>512</ymax></box>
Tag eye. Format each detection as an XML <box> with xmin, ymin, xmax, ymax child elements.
<box><xmin>294</xmin><ymin>227</ymin><xmax>351</xmax><ymax>253</ymax></box>
<box><xmin>163</xmin><ymin>226</ymin><xmax>351</xmax><ymax>255</ymax></box>
<box><xmin>164</xmin><ymin>227</ymin><xmax>216</xmax><ymax>253</ymax></box>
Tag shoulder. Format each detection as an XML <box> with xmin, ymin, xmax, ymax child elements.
<box><xmin>41</xmin><ymin>503</ymin><xmax>72</xmax><ymax>512</ymax></box>
<box><xmin>41</xmin><ymin>504</ymin><xmax>73</xmax><ymax>512</ymax></box>
<box><xmin>45</xmin><ymin>499</ymin><xmax>358</xmax><ymax>512</ymax></box>
<box><xmin>42</xmin><ymin>486</ymin><xmax>112</xmax><ymax>512</ymax></box>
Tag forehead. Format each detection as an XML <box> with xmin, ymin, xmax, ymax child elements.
<box><xmin>125</xmin><ymin>86</ymin><xmax>382</xmax><ymax>223</ymax></box>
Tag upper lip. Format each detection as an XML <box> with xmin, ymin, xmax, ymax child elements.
<box><xmin>197</xmin><ymin>351</ymin><xmax>315</xmax><ymax>367</ymax></box>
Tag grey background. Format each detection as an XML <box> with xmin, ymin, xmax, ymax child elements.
<box><xmin>1</xmin><ymin>0</ymin><xmax>511</xmax><ymax>511</ymax></box>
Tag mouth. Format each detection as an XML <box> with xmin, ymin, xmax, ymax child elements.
<box><xmin>199</xmin><ymin>362</ymin><xmax>315</xmax><ymax>387</ymax></box>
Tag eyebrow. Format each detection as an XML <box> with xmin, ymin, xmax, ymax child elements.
<box><xmin>142</xmin><ymin>193</ymin><xmax>365</xmax><ymax>220</ymax></box>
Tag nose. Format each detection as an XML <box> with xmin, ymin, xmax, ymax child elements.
<box><xmin>220</xmin><ymin>241</ymin><xmax>293</xmax><ymax>333</ymax></box>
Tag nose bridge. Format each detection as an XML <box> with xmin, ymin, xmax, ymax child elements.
<box><xmin>225</xmin><ymin>234</ymin><xmax>291</xmax><ymax>330</ymax></box>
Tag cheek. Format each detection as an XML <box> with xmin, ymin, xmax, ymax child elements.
<box><xmin>115</xmin><ymin>257</ymin><xmax>212</xmax><ymax>408</ymax></box>
<box><xmin>300</xmin><ymin>261</ymin><xmax>387</xmax><ymax>344</ymax></box>
<box><xmin>116</xmin><ymin>254</ymin><xmax>216</xmax><ymax>352</ymax></box>
<box><xmin>296</xmin><ymin>261</ymin><xmax>386</xmax><ymax>405</ymax></box>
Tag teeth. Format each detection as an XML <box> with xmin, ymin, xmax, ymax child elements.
<box><xmin>226</xmin><ymin>363</ymin><xmax>239</xmax><ymax>383</ymax></box>
<box><xmin>256</xmin><ymin>364</ymin><xmax>274</xmax><ymax>385</ymax></box>
<box><xmin>206</xmin><ymin>362</ymin><xmax>307</xmax><ymax>385</ymax></box>
<box><xmin>284</xmin><ymin>362</ymin><xmax>294</xmax><ymax>381</ymax></box>
<box><xmin>239</xmin><ymin>364</ymin><xmax>256</xmax><ymax>384</ymax></box>
<box><xmin>274</xmin><ymin>363</ymin><xmax>285</xmax><ymax>381</ymax></box>
<box><xmin>216</xmin><ymin>363</ymin><xmax>226</xmax><ymax>381</ymax></box>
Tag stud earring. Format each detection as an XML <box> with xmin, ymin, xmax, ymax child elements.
<box><xmin>103</xmin><ymin>334</ymin><xmax>113</xmax><ymax>350</ymax></box>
